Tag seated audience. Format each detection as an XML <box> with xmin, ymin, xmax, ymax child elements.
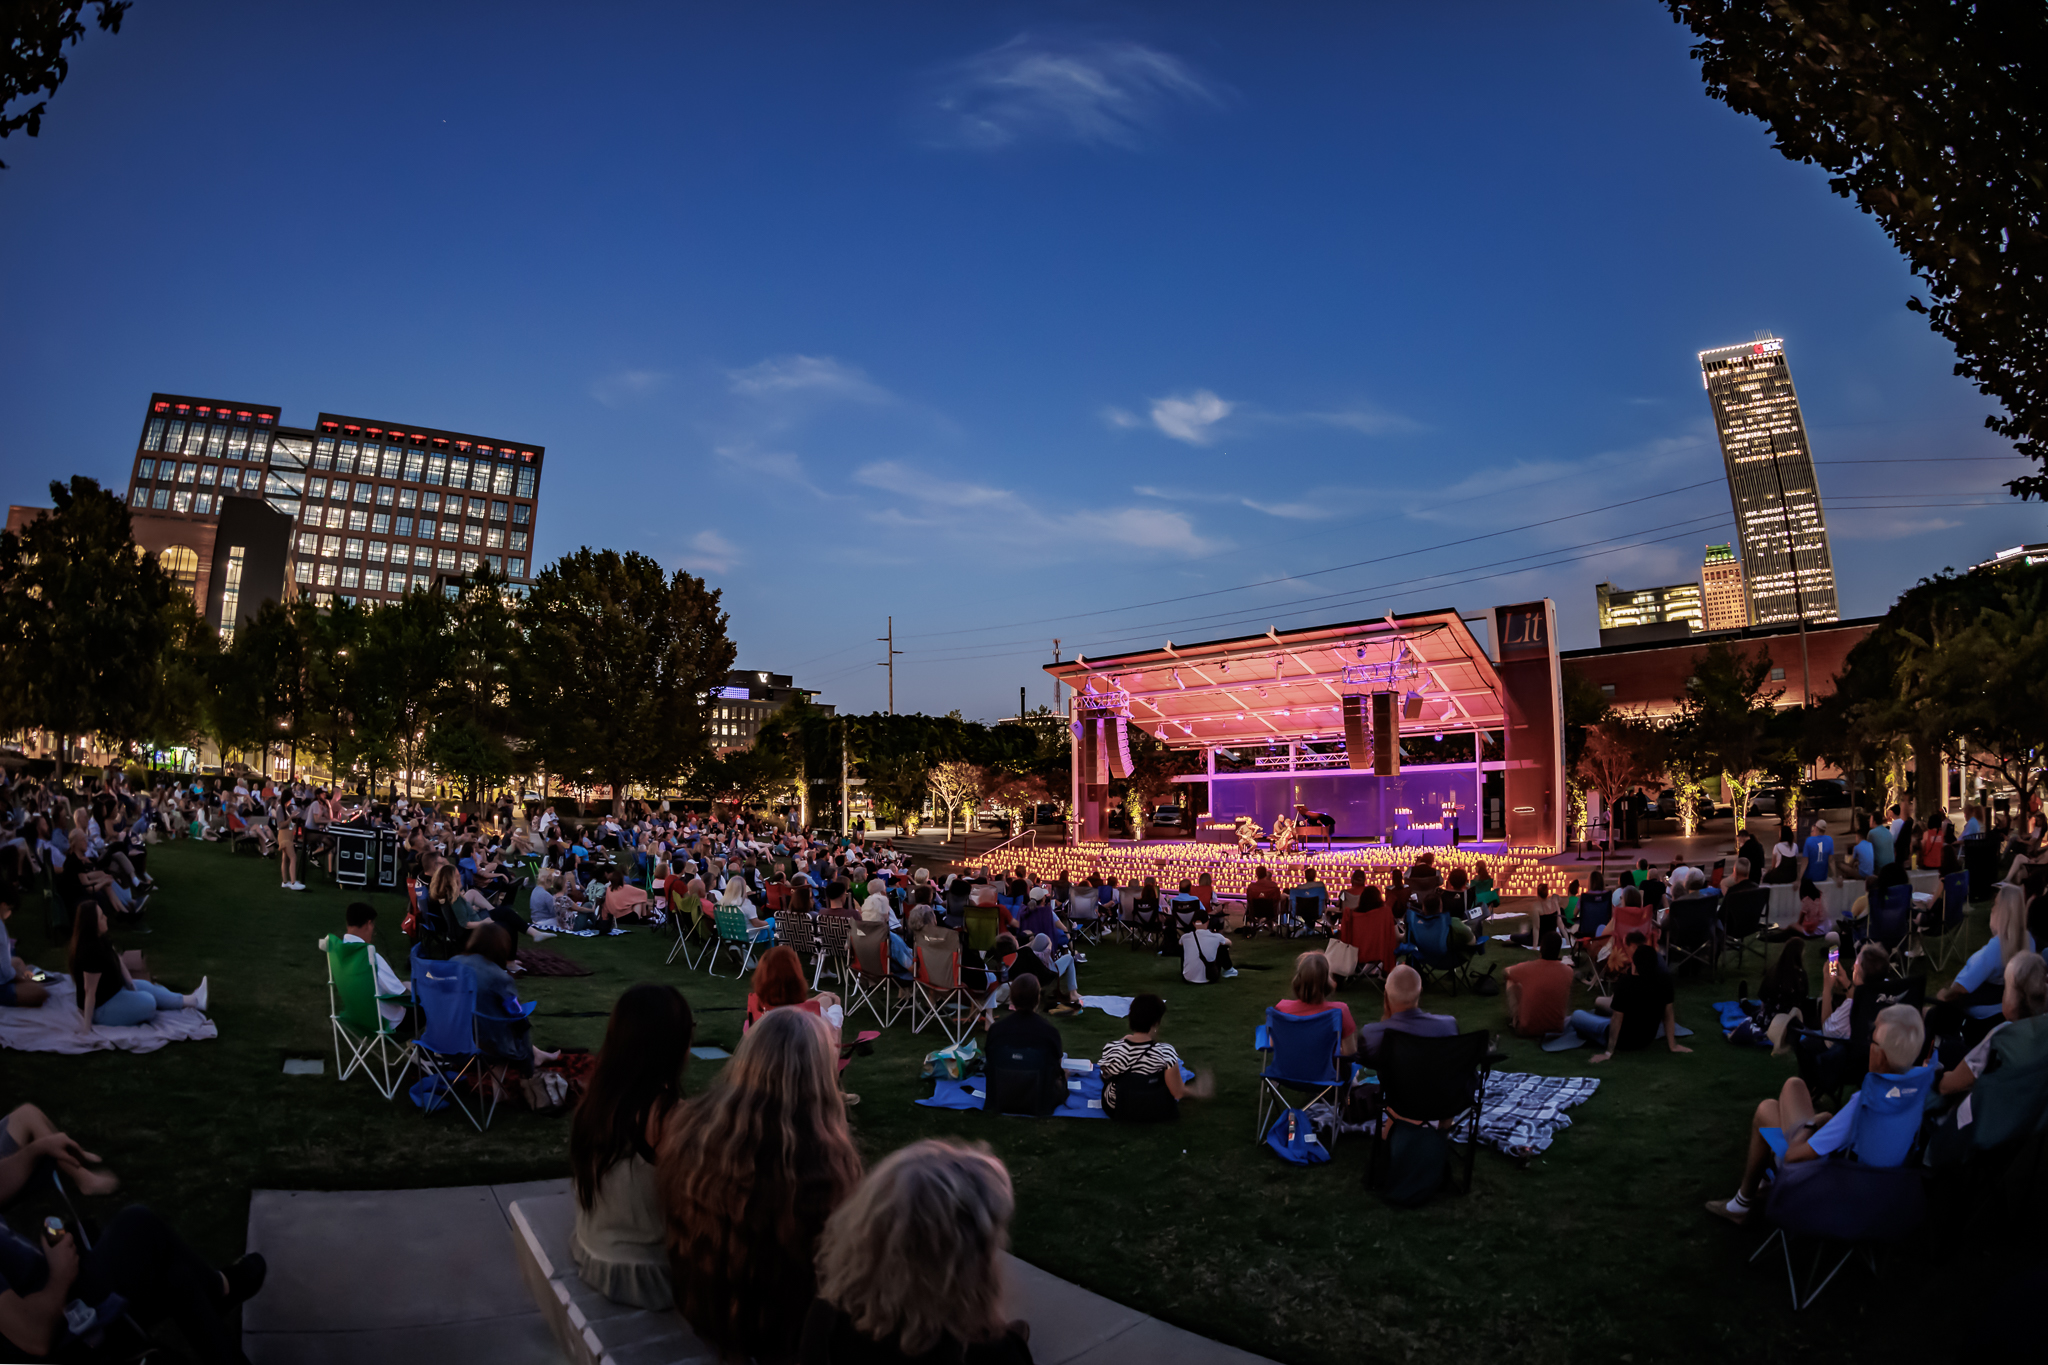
<box><xmin>1339</xmin><ymin>883</ymin><xmax>1398</xmax><ymax>977</ymax></box>
<box><xmin>571</xmin><ymin>983</ymin><xmax>695</xmax><ymax>1310</ymax></box>
<box><xmin>1931</xmin><ymin>882</ymin><xmax>2037</xmax><ymax>1050</ymax></box>
<box><xmin>333</xmin><ymin>901</ymin><xmax>409</xmax><ymax>1027</ymax></box>
<box><xmin>1358</xmin><ymin>964</ymin><xmax>1456</xmax><ymax>1063</ymax></box>
<box><xmin>802</xmin><ymin>1139</ymin><xmax>1031</xmax><ymax>1365</ymax></box>
<box><xmin>749</xmin><ymin>944</ymin><xmax>845</xmax><ymax>1045</ymax></box>
<box><xmin>0</xmin><ymin>1103</ymin><xmax>117</xmax><ymax>1203</ymax></box>
<box><xmin>1504</xmin><ymin>932</ymin><xmax>1573</xmax><ymax>1038</ymax></box>
<box><xmin>600</xmin><ymin>866</ymin><xmax>651</xmax><ymax>931</ymax></box>
<box><xmin>1099</xmin><ymin>993</ymin><xmax>1192</xmax><ymax>1123</ymax></box>
<box><xmin>985</xmin><ymin>973</ymin><xmax>1065</xmax><ymax>1114</ymax></box>
<box><xmin>0</xmin><ymin>888</ymin><xmax>47</xmax><ymax>1008</ymax></box>
<box><xmin>1178</xmin><ymin>909</ymin><xmax>1237</xmax><ymax>984</ymax></box>
<box><xmin>69</xmin><ymin>903</ymin><xmax>208</xmax><ymax>1032</ymax></box>
<box><xmin>1569</xmin><ymin>939</ymin><xmax>1690</xmax><ymax>1063</ymax></box>
<box><xmin>1274</xmin><ymin>951</ymin><xmax>1357</xmax><ymax>1055</ymax></box>
<box><xmin>1939</xmin><ymin>951</ymin><xmax>2046</xmax><ymax>1099</ymax></box>
<box><xmin>1707</xmin><ymin>1004</ymin><xmax>1928</xmax><ymax>1224</ymax></box>
<box><xmin>453</xmin><ymin>923</ymin><xmax>556</xmax><ymax>1071</ymax></box>
<box><xmin>660</xmin><ymin>1007</ymin><xmax>863</xmax><ymax>1363</ymax></box>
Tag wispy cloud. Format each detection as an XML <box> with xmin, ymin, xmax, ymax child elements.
<box><xmin>1148</xmin><ymin>390</ymin><xmax>1232</xmax><ymax>444</ymax></box>
<box><xmin>727</xmin><ymin>355</ymin><xmax>891</xmax><ymax>404</ymax></box>
<box><xmin>712</xmin><ymin>445</ymin><xmax>840</xmax><ymax>500</ymax></box>
<box><xmin>920</xmin><ymin>34</ymin><xmax>1221</xmax><ymax>151</ymax></box>
<box><xmin>1134</xmin><ymin>483</ymin><xmax>1361</xmax><ymax>521</ymax></box>
<box><xmin>588</xmin><ymin>369</ymin><xmax>670</xmax><ymax>408</ymax></box>
<box><xmin>674</xmin><ymin>529</ymin><xmax>741</xmax><ymax>575</ymax></box>
<box><xmin>1302</xmin><ymin>405</ymin><xmax>1423</xmax><ymax>436</ymax></box>
<box><xmin>855</xmin><ymin>460</ymin><xmax>1225</xmax><ymax>557</ymax></box>
<box><xmin>1831</xmin><ymin>511</ymin><xmax>1965</xmax><ymax>540</ymax></box>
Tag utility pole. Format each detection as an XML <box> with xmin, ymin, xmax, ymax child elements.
<box><xmin>840</xmin><ymin>724</ymin><xmax>850</xmax><ymax>837</ymax></box>
<box><xmin>878</xmin><ymin>617</ymin><xmax>903</xmax><ymax>715</ymax></box>
<box><xmin>1019</xmin><ymin>686</ymin><xmax>1026</xmax><ymax>721</ymax></box>
<box><xmin>1051</xmin><ymin>638</ymin><xmax>1062</xmax><ymax>713</ymax></box>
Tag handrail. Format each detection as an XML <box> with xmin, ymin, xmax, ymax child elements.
<box><xmin>970</xmin><ymin>827</ymin><xmax>1041</xmax><ymax>871</ymax></box>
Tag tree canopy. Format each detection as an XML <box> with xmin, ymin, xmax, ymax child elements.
<box><xmin>2</xmin><ymin>0</ymin><xmax>130</xmax><ymax>168</ymax></box>
<box><xmin>1668</xmin><ymin>0</ymin><xmax>2048</xmax><ymax>492</ymax></box>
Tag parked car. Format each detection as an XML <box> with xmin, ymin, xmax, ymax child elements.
<box><xmin>1152</xmin><ymin>805</ymin><xmax>1185</xmax><ymax>828</ymax></box>
<box><xmin>1654</xmin><ymin>789</ymin><xmax>1678</xmax><ymax>818</ymax></box>
<box><xmin>1748</xmin><ymin>786</ymin><xmax>1790</xmax><ymax>818</ymax></box>
<box><xmin>1800</xmin><ymin>778</ymin><xmax>1851</xmax><ymax>809</ymax></box>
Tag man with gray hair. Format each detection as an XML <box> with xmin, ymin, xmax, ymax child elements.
<box><xmin>1358</xmin><ymin>964</ymin><xmax>1457</xmax><ymax>1064</ymax></box>
<box><xmin>1707</xmin><ymin>1003</ymin><xmax>1928</xmax><ymax>1224</ymax></box>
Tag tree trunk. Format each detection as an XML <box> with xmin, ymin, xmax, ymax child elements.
<box><xmin>1915</xmin><ymin>734</ymin><xmax>1945</xmax><ymax>822</ymax></box>
<box><xmin>52</xmin><ymin>735</ymin><xmax>65</xmax><ymax>784</ymax></box>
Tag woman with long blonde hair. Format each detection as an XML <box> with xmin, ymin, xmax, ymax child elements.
<box><xmin>659</xmin><ymin>1007</ymin><xmax>861</xmax><ymax>1363</ymax></box>
<box><xmin>801</xmin><ymin>1140</ymin><xmax>1029</xmax><ymax>1365</ymax></box>
<box><xmin>1933</xmin><ymin>882</ymin><xmax>2039</xmax><ymax>1047</ymax></box>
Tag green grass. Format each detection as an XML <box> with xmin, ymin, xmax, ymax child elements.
<box><xmin>6</xmin><ymin>842</ymin><xmax>1983</xmax><ymax>1364</ymax></box>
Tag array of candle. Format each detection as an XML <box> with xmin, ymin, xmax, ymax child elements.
<box><xmin>972</xmin><ymin>840</ymin><xmax>1551</xmax><ymax>898</ymax></box>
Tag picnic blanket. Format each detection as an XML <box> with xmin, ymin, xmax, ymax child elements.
<box><xmin>918</xmin><ymin>1063</ymin><xmax>1195</xmax><ymax>1120</ymax></box>
<box><xmin>0</xmin><ymin>971</ymin><xmax>217</xmax><ymax>1055</ymax></box>
<box><xmin>1456</xmin><ymin>1072</ymin><xmax>1600</xmax><ymax>1158</ymax></box>
<box><xmin>1077</xmin><ymin>994</ymin><xmax>1134</xmax><ymax>1018</ymax></box>
<box><xmin>513</xmin><ymin>945</ymin><xmax>591</xmax><ymax>977</ymax></box>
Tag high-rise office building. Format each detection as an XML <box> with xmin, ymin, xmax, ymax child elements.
<box><xmin>709</xmin><ymin>671</ymin><xmax>834</xmax><ymax>753</ymax></box>
<box><xmin>1698</xmin><ymin>337</ymin><xmax>1838</xmax><ymax>625</ymax></box>
<box><xmin>125</xmin><ymin>393</ymin><xmax>547</xmax><ymax>616</ymax></box>
<box><xmin>1700</xmin><ymin>543</ymin><xmax>1747</xmax><ymax>630</ymax></box>
<box><xmin>1595</xmin><ymin>580</ymin><xmax>1703</xmax><ymax>633</ymax></box>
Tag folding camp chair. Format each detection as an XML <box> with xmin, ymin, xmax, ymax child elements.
<box><xmin>1923</xmin><ymin>872</ymin><xmax>1972</xmax><ymax>971</ymax></box>
<box><xmin>1367</xmin><ymin>1028</ymin><xmax>1493</xmax><ymax>1196</ymax></box>
<box><xmin>1574</xmin><ymin>891</ymin><xmax>1613</xmax><ymax>947</ymax></box>
<box><xmin>667</xmin><ymin>893</ymin><xmax>712</xmax><ymax>968</ymax></box>
<box><xmin>1170</xmin><ymin>897</ymin><xmax>1202</xmax><ymax>942</ymax></box>
<box><xmin>845</xmin><ymin>922</ymin><xmax>907</xmax><ymax>1028</ymax></box>
<box><xmin>963</xmin><ymin>905</ymin><xmax>1002</xmax><ymax>953</ymax></box>
<box><xmin>1664</xmin><ymin>897</ymin><xmax>1720</xmax><ymax>978</ymax></box>
<box><xmin>1862</xmin><ymin>884</ymin><xmax>1914</xmax><ymax>971</ymax></box>
<box><xmin>1398</xmin><ymin>909</ymin><xmax>1471</xmax><ymax>993</ymax></box>
<box><xmin>812</xmin><ymin>914</ymin><xmax>852</xmax><ymax>989</ymax></box>
<box><xmin>1750</xmin><ymin>1065</ymin><xmax>1935</xmax><ymax>1309</ymax></box>
<box><xmin>1791</xmin><ymin>975</ymin><xmax>1924</xmax><ymax>1105</ymax></box>
<box><xmin>1254</xmin><ymin>1006</ymin><xmax>1345</xmax><ymax>1145</ymax></box>
<box><xmin>709</xmin><ymin>905</ymin><xmax>767</xmax><ymax>977</ymax></box>
<box><xmin>984</xmin><ymin>1042</ymin><xmax>1064</xmax><ymax>1116</ymax></box>
<box><xmin>1067</xmin><ymin>898</ymin><xmax>1106</xmax><ymax>948</ymax></box>
<box><xmin>1241</xmin><ymin>897</ymin><xmax>1283</xmax><ymax>937</ymax></box>
<box><xmin>910</xmin><ymin>932</ymin><xmax>979</xmax><ymax>1046</ymax></box>
<box><xmin>1289</xmin><ymin>890</ymin><xmax>1326</xmax><ymax>939</ymax></box>
<box><xmin>776</xmin><ymin>910</ymin><xmax>822</xmax><ymax>980</ymax></box>
<box><xmin>407</xmin><ymin>959</ymin><xmax>495</xmax><ymax>1131</ymax></box>
<box><xmin>1126</xmin><ymin>899</ymin><xmax>1165</xmax><ymax>950</ymax></box>
<box><xmin>322</xmin><ymin>934</ymin><xmax>409</xmax><ymax>1100</ymax></box>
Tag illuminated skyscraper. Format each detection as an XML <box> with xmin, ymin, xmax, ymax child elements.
<box><xmin>1700</xmin><ymin>543</ymin><xmax>1747</xmax><ymax>630</ymax></box>
<box><xmin>1698</xmin><ymin>337</ymin><xmax>1838</xmax><ymax>625</ymax></box>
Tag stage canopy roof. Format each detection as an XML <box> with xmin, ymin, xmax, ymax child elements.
<box><xmin>1041</xmin><ymin>609</ymin><xmax>1507</xmax><ymax>752</ymax></box>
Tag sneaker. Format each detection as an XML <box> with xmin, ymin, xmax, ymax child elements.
<box><xmin>1705</xmin><ymin>1198</ymin><xmax>1751</xmax><ymax>1226</ymax></box>
<box><xmin>842</xmin><ymin>1093</ymin><xmax>862</xmax><ymax>1107</ymax></box>
<box><xmin>219</xmin><ymin>1252</ymin><xmax>268</xmax><ymax>1307</ymax></box>
<box><xmin>192</xmin><ymin>977</ymin><xmax>210</xmax><ymax>1013</ymax></box>
<box><xmin>1223</xmin><ymin>968</ymin><xmax>1240</xmax><ymax>978</ymax></box>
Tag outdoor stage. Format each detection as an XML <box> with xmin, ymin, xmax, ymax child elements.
<box><xmin>975</xmin><ymin>836</ymin><xmax>1552</xmax><ymax>898</ymax></box>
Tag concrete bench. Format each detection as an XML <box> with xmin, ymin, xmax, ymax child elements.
<box><xmin>507</xmin><ymin>1193</ymin><xmax>716</xmax><ymax>1365</ymax></box>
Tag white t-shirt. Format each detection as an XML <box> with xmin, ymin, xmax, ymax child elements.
<box><xmin>1181</xmin><ymin>928</ymin><xmax>1230</xmax><ymax>984</ymax></box>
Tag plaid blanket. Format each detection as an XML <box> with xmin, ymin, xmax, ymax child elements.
<box><xmin>1457</xmin><ymin>1072</ymin><xmax>1601</xmax><ymax>1158</ymax></box>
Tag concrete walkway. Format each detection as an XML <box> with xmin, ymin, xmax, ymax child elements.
<box><xmin>243</xmin><ymin>1180</ymin><xmax>1276</xmax><ymax>1365</ymax></box>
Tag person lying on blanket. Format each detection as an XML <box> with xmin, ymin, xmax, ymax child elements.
<box><xmin>69</xmin><ymin>904</ymin><xmax>209</xmax><ymax>1032</ymax></box>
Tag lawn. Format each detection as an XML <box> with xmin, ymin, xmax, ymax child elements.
<box><xmin>5</xmin><ymin>840</ymin><xmax>1980</xmax><ymax>1364</ymax></box>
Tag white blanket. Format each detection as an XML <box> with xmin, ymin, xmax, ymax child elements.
<box><xmin>0</xmin><ymin>971</ymin><xmax>217</xmax><ymax>1055</ymax></box>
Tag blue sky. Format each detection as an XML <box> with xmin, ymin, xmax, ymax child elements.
<box><xmin>2</xmin><ymin>1</ymin><xmax>2037</xmax><ymax>720</ymax></box>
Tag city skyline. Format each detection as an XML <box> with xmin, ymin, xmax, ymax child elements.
<box><xmin>1</xmin><ymin>3</ymin><xmax>2036</xmax><ymax>722</ymax></box>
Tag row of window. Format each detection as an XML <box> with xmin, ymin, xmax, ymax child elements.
<box><xmin>292</xmin><ymin>532</ymin><xmax>526</xmax><ymax>576</ymax></box>
<box><xmin>143</xmin><ymin>419</ymin><xmax>274</xmax><ymax>460</ymax></box>
<box><xmin>135</xmin><ymin>489</ymin><xmax>224</xmax><ymax>515</ymax></box>
<box><xmin>295</xmin><ymin>507</ymin><xmax>530</xmax><ymax>549</ymax></box>
<box><xmin>311</xmin><ymin>439</ymin><xmax>535</xmax><ymax>497</ymax></box>
<box><xmin>290</xmin><ymin>555</ymin><xmax>519</xmax><ymax>590</ymax></box>
<box><xmin>298</xmin><ymin>482</ymin><xmax>528</xmax><ymax>523</ymax></box>
<box><xmin>136</xmin><ymin>460</ymin><xmax>277</xmax><ymax>489</ymax></box>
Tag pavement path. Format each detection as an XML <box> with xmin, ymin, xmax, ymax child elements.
<box><xmin>243</xmin><ymin>1180</ymin><xmax>1277</xmax><ymax>1365</ymax></box>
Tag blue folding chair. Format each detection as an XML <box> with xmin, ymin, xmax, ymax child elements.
<box><xmin>1254</xmin><ymin>1006</ymin><xmax>1345</xmax><ymax>1146</ymax></box>
<box><xmin>1924</xmin><ymin>871</ymin><xmax>1972</xmax><ymax>970</ymax></box>
<box><xmin>1861</xmin><ymin>884</ymin><xmax>1914</xmax><ymax>970</ymax></box>
<box><xmin>1752</xmin><ymin>1065</ymin><xmax>1934</xmax><ymax>1309</ymax></box>
<box><xmin>1399</xmin><ymin>909</ymin><xmax>1470</xmax><ymax>993</ymax></box>
<box><xmin>408</xmin><ymin>958</ymin><xmax>490</xmax><ymax>1130</ymax></box>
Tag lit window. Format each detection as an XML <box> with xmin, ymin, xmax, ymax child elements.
<box><xmin>417</xmin><ymin>544</ymin><xmax>438</xmax><ymax>565</ymax></box>
<box><xmin>1771</xmin><ymin>667</ymin><xmax>1786</xmax><ymax>681</ymax></box>
<box><xmin>178</xmin><ymin>462</ymin><xmax>198</xmax><ymax>483</ymax></box>
<box><xmin>218</xmin><ymin>545</ymin><xmax>246</xmax><ymax>640</ymax></box>
<box><xmin>137</xmin><ymin>459</ymin><xmax>156</xmax><ymax>481</ymax></box>
<box><xmin>242</xmin><ymin>468</ymin><xmax>264</xmax><ymax>490</ymax></box>
<box><xmin>164</xmin><ymin>420</ymin><xmax>186</xmax><ymax>451</ymax></box>
<box><xmin>335</xmin><ymin>441</ymin><xmax>358</xmax><ymax>474</ymax></box>
<box><xmin>294</xmin><ymin>560</ymin><xmax>314</xmax><ymax>584</ymax></box>
<box><xmin>511</xmin><ymin>503</ymin><xmax>530</xmax><ymax>525</ymax></box>
<box><xmin>398</xmin><ymin>488</ymin><xmax>418</xmax><ymax>509</ymax></box>
<box><xmin>515</xmin><ymin>468</ymin><xmax>535</xmax><ymax>498</ymax></box>
<box><xmin>184</xmin><ymin>424</ymin><xmax>209</xmax><ymax>455</ymax></box>
<box><xmin>307</xmin><ymin>478</ymin><xmax>328</xmax><ymax>500</ymax></box>
<box><xmin>380</xmin><ymin>447</ymin><xmax>403</xmax><ymax>478</ymax></box>
<box><xmin>394</xmin><ymin>516</ymin><xmax>413</xmax><ymax>537</ymax></box>
<box><xmin>152</xmin><ymin>489</ymin><xmax>170</xmax><ymax>509</ymax></box>
<box><xmin>485</xmin><ymin>526</ymin><xmax>505</xmax><ymax>549</ymax></box>
<box><xmin>334</xmin><ymin>480</ymin><xmax>353</xmax><ymax>501</ymax></box>
<box><xmin>461</xmin><ymin>552</ymin><xmax>480</xmax><ymax>573</ymax></box>
<box><xmin>131</xmin><ymin>488</ymin><xmax>148</xmax><ymax>507</ymax></box>
<box><xmin>493</xmin><ymin>464</ymin><xmax>514</xmax><ymax>495</ymax></box>
<box><xmin>321</xmin><ymin>535</ymin><xmax>341</xmax><ymax>557</ymax></box>
<box><xmin>172</xmin><ymin>490</ymin><xmax>193</xmax><ymax>513</ymax></box>
<box><xmin>511</xmin><ymin>531</ymin><xmax>528</xmax><ymax>552</ymax></box>
<box><xmin>325</xmin><ymin>507</ymin><xmax>346</xmax><ymax>529</ymax></box>
<box><xmin>462</xmin><ymin>523</ymin><xmax>482</xmax><ymax>546</ymax></box>
<box><xmin>248</xmin><ymin>434</ymin><xmax>269</xmax><ymax>462</ymax></box>
<box><xmin>144</xmin><ymin>417</ymin><xmax>167</xmax><ymax>450</ymax></box>
<box><xmin>490</xmin><ymin>501</ymin><xmax>507</xmax><ymax>522</ymax></box>
<box><xmin>226</xmin><ymin>429</ymin><xmax>248</xmax><ymax>460</ymax></box>
<box><xmin>376</xmin><ymin>484</ymin><xmax>394</xmax><ymax>506</ymax></box>
<box><xmin>403</xmin><ymin>450</ymin><xmax>425</xmax><ymax>481</ymax></box>
<box><xmin>421</xmin><ymin>492</ymin><xmax>440</xmax><ymax>513</ymax></box>
<box><xmin>193</xmin><ymin>493</ymin><xmax>214</xmax><ymax>515</ymax></box>
<box><xmin>437</xmin><ymin>548</ymin><xmax>457</xmax><ymax>570</ymax></box>
<box><xmin>440</xmin><ymin>521</ymin><xmax>459</xmax><ymax>543</ymax></box>
<box><xmin>387</xmin><ymin>572</ymin><xmax>407</xmax><ymax>593</ymax></box>
<box><xmin>363</xmin><ymin>569</ymin><xmax>384</xmax><ymax>592</ymax></box>
<box><xmin>198</xmin><ymin>465</ymin><xmax>218</xmax><ymax>485</ymax></box>
<box><xmin>206</xmin><ymin>425</ymin><xmax>228</xmax><ymax>456</ymax></box>
<box><xmin>371</xmin><ymin>513</ymin><xmax>391</xmax><ymax>535</ymax></box>
<box><xmin>508</xmin><ymin>558</ymin><xmax>525</xmax><ymax>579</ymax></box>
<box><xmin>485</xmin><ymin>554</ymin><xmax>502</xmax><ymax>575</ymax></box>
<box><xmin>353</xmin><ymin>482</ymin><xmax>373</xmax><ymax>504</ymax></box>
<box><xmin>298</xmin><ymin>533</ymin><xmax>319</xmax><ymax>554</ymax></box>
<box><xmin>317</xmin><ymin>562</ymin><xmax>337</xmax><ymax>587</ymax></box>
<box><xmin>417</xmin><ymin>518</ymin><xmax>436</xmax><ymax>540</ymax></box>
<box><xmin>347</xmin><ymin>510</ymin><xmax>367</xmax><ymax>532</ymax></box>
<box><xmin>342</xmin><ymin>537</ymin><xmax>363</xmax><ymax>559</ymax></box>
<box><xmin>448</xmin><ymin>457</ymin><xmax>469</xmax><ymax>489</ymax></box>
<box><xmin>426</xmin><ymin>455</ymin><xmax>447</xmax><ymax>486</ymax></box>
<box><xmin>338</xmin><ymin>566</ymin><xmax>360</xmax><ymax>588</ymax></box>
<box><xmin>313</xmin><ymin>438</ymin><xmax>335</xmax><ymax>469</ymax></box>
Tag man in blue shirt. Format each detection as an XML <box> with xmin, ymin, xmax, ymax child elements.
<box><xmin>1846</xmin><ymin>827</ymin><xmax>1875</xmax><ymax>879</ymax></box>
<box><xmin>1707</xmin><ymin>1004</ymin><xmax>1927</xmax><ymax>1224</ymax></box>
<box><xmin>1865</xmin><ymin>819</ymin><xmax>1895</xmax><ymax>872</ymax></box>
<box><xmin>1801</xmin><ymin>820</ymin><xmax>1835</xmax><ymax>883</ymax></box>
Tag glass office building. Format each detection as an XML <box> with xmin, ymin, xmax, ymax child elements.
<box><xmin>1698</xmin><ymin>338</ymin><xmax>1838</xmax><ymax>625</ymax></box>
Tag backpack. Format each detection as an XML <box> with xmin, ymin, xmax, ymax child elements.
<box><xmin>1380</xmin><ymin>1119</ymin><xmax>1451</xmax><ymax>1206</ymax></box>
<box><xmin>1103</xmin><ymin>1043</ymin><xmax>1178</xmax><ymax>1123</ymax></box>
<box><xmin>1194</xmin><ymin>931</ymin><xmax>1224</xmax><ymax>983</ymax></box>
<box><xmin>1264</xmin><ymin>1107</ymin><xmax>1332</xmax><ymax>1164</ymax></box>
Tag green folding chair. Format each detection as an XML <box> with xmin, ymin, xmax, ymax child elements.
<box><xmin>321</xmin><ymin>934</ymin><xmax>410</xmax><ymax>1100</ymax></box>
